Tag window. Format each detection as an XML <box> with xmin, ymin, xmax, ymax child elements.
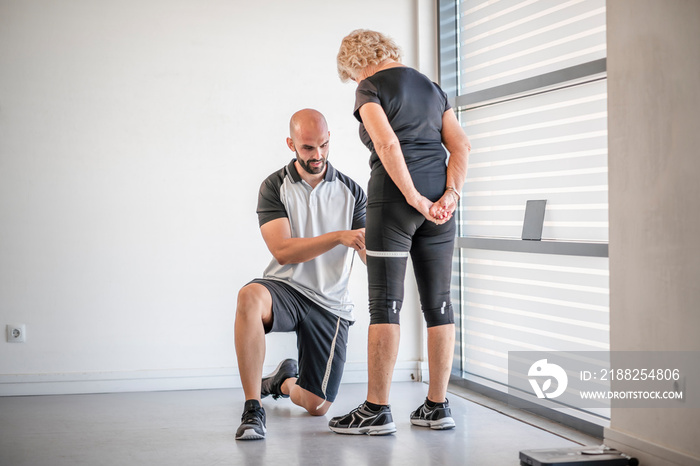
<box><xmin>440</xmin><ymin>0</ymin><xmax>609</xmax><ymax>431</ymax></box>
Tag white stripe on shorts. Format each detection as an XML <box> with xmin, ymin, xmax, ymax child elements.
<box><xmin>317</xmin><ymin>317</ymin><xmax>341</xmax><ymax>411</ymax></box>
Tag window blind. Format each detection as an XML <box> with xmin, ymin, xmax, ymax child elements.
<box><xmin>459</xmin><ymin>0</ymin><xmax>606</xmax><ymax>95</ymax></box>
<box><xmin>461</xmin><ymin>80</ymin><xmax>608</xmax><ymax>242</ymax></box>
<box><xmin>443</xmin><ymin>0</ymin><xmax>610</xmax><ymax>425</ymax></box>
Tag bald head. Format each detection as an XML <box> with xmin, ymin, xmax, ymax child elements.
<box><xmin>287</xmin><ymin>109</ymin><xmax>331</xmax><ymax>177</ymax></box>
<box><xmin>289</xmin><ymin>108</ymin><xmax>328</xmax><ymax>141</ymax></box>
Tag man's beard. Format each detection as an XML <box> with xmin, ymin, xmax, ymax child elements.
<box><xmin>297</xmin><ymin>153</ymin><xmax>327</xmax><ymax>175</ymax></box>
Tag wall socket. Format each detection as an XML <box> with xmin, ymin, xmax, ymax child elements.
<box><xmin>6</xmin><ymin>324</ymin><xmax>26</xmax><ymax>343</ymax></box>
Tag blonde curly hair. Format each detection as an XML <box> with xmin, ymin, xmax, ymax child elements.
<box><xmin>337</xmin><ymin>29</ymin><xmax>402</xmax><ymax>82</ymax></box>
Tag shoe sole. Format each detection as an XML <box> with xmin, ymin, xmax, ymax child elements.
<box><xmin>236</xmin><ymin>427</ymin><xmax>266</xmax><ymax>440</ymax></box>
<box><xmin>410</xmin><ymin>417</ymin><xmax>455</xmax><ymax>430</ymax></box>
<box><xmin>329</xmin><ymin>422</ymin><xmax>397</xmax><ymax>436</ymax></box>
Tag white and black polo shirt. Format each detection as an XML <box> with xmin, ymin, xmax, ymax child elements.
<box><xmin>256</xmin><ymin>159</ymin><xmax>367</xmax><ymax>321</ymax></box>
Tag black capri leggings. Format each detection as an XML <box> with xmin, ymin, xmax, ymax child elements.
<box><xmin>365</xmin><ymin>200</ymin><xmax>456</xmax><ymax>327</ymax></box>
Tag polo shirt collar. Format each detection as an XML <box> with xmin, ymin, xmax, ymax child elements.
<box><xmin>286</xmin><ymin>158</ymin><xmax>337</xmax><ymax>183</ymax></box>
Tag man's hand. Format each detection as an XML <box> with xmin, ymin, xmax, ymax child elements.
<box><xmin>262</xmin><ymin>218</ymin><xmax>368</xmax><ymax>265</ymax></box>
<box><xmin>338</xmin><ymin>228</ymin><xmax>365</xmax><ymax>252</ymax></box>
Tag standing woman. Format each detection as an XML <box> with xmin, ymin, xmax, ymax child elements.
<box><xmin>329</xmin><ymin>29</ymin><xmax>471</xmax><ymax>435</ymax></box>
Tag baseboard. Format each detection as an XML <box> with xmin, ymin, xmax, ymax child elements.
<box><xmin>0</xmin><ymin>368</ymin><xmax>240</xmax><ymax>396</ymax></box>
<box><xmin>0</xmin><ymin>361</ymin><xmax>423</xmax><ymax>396</ymax></box>
<box><xmin>604</xmin><ymin>427</ymin><xmax>700</xmax><ymax>466</ymax></box>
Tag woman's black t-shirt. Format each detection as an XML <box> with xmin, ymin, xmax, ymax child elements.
<box><xmin>353</xmin><ymin>67</ymin><xmax>452</xmax><ymax>203</ymax></box>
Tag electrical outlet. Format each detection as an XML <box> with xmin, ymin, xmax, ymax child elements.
<box><xmin>6</xmin><ymin>324</ymin><xmax>26</xmax><ymax>343</ymax></box>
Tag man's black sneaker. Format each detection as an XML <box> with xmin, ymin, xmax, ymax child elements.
<box><xmin>261</xmin><ymin>358</ymin><xmax>298</xmax><ymax>400</ymax></box>
<box><xmin>235</xmin><ymin>400</ymin><xmax>266</xmax><ymax>440</ymax></box>
<box><xmin>410</xmin><ymin>398</ymin><xmax>456</xmax><ymax>430</ymax></box>
<box><xmin>328</xmin><ymin>401</ymin><xmax>397</xmax><ymax>435</ymax></box>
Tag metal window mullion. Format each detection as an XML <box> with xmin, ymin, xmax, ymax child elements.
<box><xmin>455</xmin><ymin>59</ymin><xmax>606</xmax><ymax>111</ymax></box>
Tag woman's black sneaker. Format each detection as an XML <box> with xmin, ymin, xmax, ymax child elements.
<box><xmin>410</xmin><ymin>398</ymin><xmax>455</xmax><ymax>430</ymax></box>
<box><xmin>328</xmin><ymin>401</ymin><xmax>397</xmax><ymax>435</ymax></box>
<box><xmin>261</xmin><ymin>358</ymin><xmax>298</xmax><ymax>400</ymax></box>
<box><xmin>235</xmin><ymin>400</ymin><xmax>266</xmax><ymax>440</ymax></box>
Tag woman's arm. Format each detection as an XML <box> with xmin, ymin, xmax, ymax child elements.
<box><xmin>430</xmin><ymin>108</ymin><xmax>471</xmax><ymax>220</ymax></box>
<box><xmin>358</xmin><ymin>102</ymin><xmax>443</xmax><ymax>223</ymax></box>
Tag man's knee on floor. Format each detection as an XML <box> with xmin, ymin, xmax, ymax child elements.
<box><xmin>294</xmin><ymin>387</ymin><xmax>331</xmax><ymax>416</ymax></box>
<box><xmin>305</xmin><ymin>400</ymin><xmax>331</xmax><ymax>416</ymax></box>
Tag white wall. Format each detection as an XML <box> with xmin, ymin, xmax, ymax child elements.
<box><xmin>0</xmin><ymin>0</ymin><xmax>438</xmax><ymax>395</ymax></box>
<box><xmin>607</xmin><ymin>1</ymin><xmax>700</xmax><ymax>464</ymax></box>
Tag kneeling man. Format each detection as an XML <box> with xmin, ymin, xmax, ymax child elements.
<box><xmin>234</xmin><ymin>109</ymin><xmax>367</xmax><ymax>440</ymax></box>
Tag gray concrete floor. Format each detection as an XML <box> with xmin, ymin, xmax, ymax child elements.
<box><xmin>0</xmin><ymin>382</ymin><xmax>599</xmax><ymax>465</ymax></box>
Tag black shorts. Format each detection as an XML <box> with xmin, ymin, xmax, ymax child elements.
<box><xmin>249</xmin><ymin>279</ymin><xmax>350</xmax><ymax>403</ymax></box>
<box><xmin>365</xmin><ymin>200</ymin><xmax>456</xmax><ymax>327</ymax></box>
